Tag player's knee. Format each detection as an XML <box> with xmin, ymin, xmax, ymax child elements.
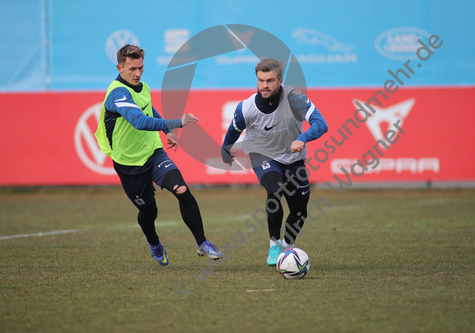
<box><xmin>266</xmin><ymin>184</ymin><xmax>281</xmax><ymax>197</ymax></box>
<box><xmin>173</xmin><ymin>185</ymin><xmax>187</xmax><ymax>195</ymax></box>
<box><xmin>261</xmin><ymin>171</ymin><xmax>283</xmax><ymax>195</ymax></box>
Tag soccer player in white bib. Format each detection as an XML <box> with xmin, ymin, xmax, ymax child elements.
<box><xmin>222</xmin><ymin>59</ymin><xmax>328</xmax><ymax>266</ymax></box>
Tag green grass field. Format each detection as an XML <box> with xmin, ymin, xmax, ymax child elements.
<box><xmin>1</xmin><ymin>186</ymin><xmax>474</xmax><ymax>333</ymax></box>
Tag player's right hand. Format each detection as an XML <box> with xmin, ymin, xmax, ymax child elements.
<box><xmin>221</xmin><ymin>148</ymin><xmax>236</xmax><ymax>166</ymax></box>
<box><xmin>165</xmin><ymin>131</ymin><xmax>179</xmax><ymax>150</ymax></box>
<box><xmin>181</xmin><ymin>113</ymin><xmax>199</xmax><ymax>127</ymax></box>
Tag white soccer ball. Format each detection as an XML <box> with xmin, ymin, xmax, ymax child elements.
<box><xmin>276</xmin><ymin>248</ymin><xmax>310</xmax><ymax>279</ymax></box>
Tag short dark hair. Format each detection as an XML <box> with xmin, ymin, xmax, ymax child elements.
<box><xmin>255</xmin><ymin>59</ymin><xmax>284</xmax><ymax>79</ymax></box>
<box><xmin>117</xmin><ymin>44</ymin><xmax>145</xmax><ymax>65</ymax></box>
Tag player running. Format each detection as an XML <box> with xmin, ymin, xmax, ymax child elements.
<box><xmin>95</xmin><ymin>44</ymin><xmax>223</xmax><ymax>266</ymax></box>
<box><xmin>221</xmin><ymin>59</ymin><xmax>328</xmax><ymax>266</ymax></box>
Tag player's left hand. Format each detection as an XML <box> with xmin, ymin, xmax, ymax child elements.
<box><xmin>166</xmin><ymin>131</ymin><xmax>179</xmax><ymax>151</ymax></box>
<box><xmin>181</xmin><ymin>113</ymin><xmax>200</xmax><ymax>126</ymax></box>
<box><xmin>291</xmin><ymin>140</ymin><xmax>305</xmax><ymax>153</ymax></box>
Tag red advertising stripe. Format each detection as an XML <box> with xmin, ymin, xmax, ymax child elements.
<box><xmin>0</xmin><ymin>87</ymin><xmax>473</xmax><ymax>186</ymax></box>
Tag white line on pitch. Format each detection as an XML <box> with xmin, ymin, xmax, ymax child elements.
<box><xmin>133</xmin><ymin>221</ymin><xmax>178</xmax><ymax>228</ymax></box>
<box><xmin>416</xmin><ymin>199</ymin><xmax>451</xmax><ymax>205</ymax></box>
<box><xmin>0</xmin><ymin>229</ymin><xmax>80</xmax><ymax>240</ymax></box>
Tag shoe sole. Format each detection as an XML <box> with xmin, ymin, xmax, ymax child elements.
<box><xmin>197</xmin><ymin>250</ymin><xmax>223</xmax><ymax>260</ymax></box>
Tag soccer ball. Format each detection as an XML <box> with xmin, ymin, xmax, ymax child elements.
<box><xmin>276</xmin><ymin>248</ymin><xmax>310</xmax><ymax>279</ymax></box>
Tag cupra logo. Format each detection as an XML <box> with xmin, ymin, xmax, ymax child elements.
<box><xmin>354</xmin><ymin>98</ymin><xmax>415</xmax><ymax>144</ymax></box>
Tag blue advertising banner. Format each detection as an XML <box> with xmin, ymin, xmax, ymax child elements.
<box><xmin>1</xmin><ymin>0</ymin><xmax>474</xmax><ymax>91</ymax></box>
<box><xmin>0</xmin><ymin>1</ymin><xmax>46</xmax><ymax>91</ymax></box>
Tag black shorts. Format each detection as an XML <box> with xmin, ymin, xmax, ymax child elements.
<box><xmin>252</xmin><ymin>155</ymin><xmax>310</xmax><ymax>198</ymax></box>
<box><xmin>115</xmin><ymin>149</ymin><xmax>178</xmax><ymax>208</ymax></box>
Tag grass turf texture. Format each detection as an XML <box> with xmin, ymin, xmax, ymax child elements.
<box><xmin>0</xmin><ymin>186</ymin><xmax>474</xmax><ymax>333</ymax></box>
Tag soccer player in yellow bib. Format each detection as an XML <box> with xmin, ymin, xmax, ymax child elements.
<box><xmin>95</xmin><ymin>44</ymin><xmax>223</xmax><ymax>265</ymax></box>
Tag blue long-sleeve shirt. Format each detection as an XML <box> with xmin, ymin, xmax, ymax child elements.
<box><xmin>103</xmin><ymin>75</ymin><xmax>181</xmax><ymax>139</ymax></box>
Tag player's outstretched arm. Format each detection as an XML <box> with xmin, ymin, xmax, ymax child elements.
<box><xmin>107</xmin><ymin>88</ymin><xmax>182</xmax><ymax>132</ymax></box>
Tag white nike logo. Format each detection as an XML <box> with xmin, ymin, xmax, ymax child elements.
<box><xmin>306</xmin><ymin>98</ymin><xmax>310</xmax><ymax>104</ymax></box>
<box><xmin>302</xmin><ymin>190</ymin><xmax>310</xmax><ymax>195</ymax></box>
<box><xmin>164</xmin><ymin>164</ymin><xmax>172</xmax><ymax>168</ymax></box>
<box><xmin>115</xmin><ymin>95</ymin><xmax>126</xmax><ymax>102</ymax></box>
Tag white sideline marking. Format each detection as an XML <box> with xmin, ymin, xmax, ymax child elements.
<box><xmin>0</xmin><ymin>229</ymin><xmax>80</xmax><ymax>240</ymax></box>
<box><xmin>156</xmin><ymin>221</ymin><xmax>178</xmax><ymax>226</ymax></box>
<box><xmin>416</xmin><ymin>199</ymin><xmax>451</xmax><ymax>205</ymax></box>
<box><xmin>133</xmin><ymin>221</ymin><xmax>178</xmax><ymax>228</ymax></box>
<box><xmin>221</xmin><ymin>215</ymin><xmax>249</xmax><ymax>221</ymax></box>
